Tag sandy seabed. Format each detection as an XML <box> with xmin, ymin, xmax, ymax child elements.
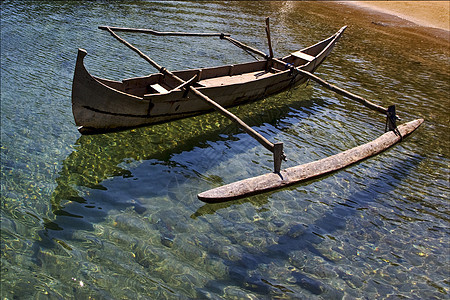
<box><xmin>348</xmin><ymin>1</ymin><xmax>449</xmax><ymax>31</ymax></box>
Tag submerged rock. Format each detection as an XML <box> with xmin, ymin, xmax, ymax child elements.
<box><xmin>292</xmin><ymin>271</ymin><xmax>324</xmax><ymax>295</ymax></box>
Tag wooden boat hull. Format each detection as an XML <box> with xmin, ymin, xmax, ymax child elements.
<box><xmin>72</xmin><ymin>27</ymin><xmax>347</xmax><ymax>134</ymax></box>
<box><xmin>198</xmin><ymin>119</ymin><xmax>424</xmax><ymax>202</ymax></box>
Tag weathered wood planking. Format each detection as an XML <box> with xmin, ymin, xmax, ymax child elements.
<box><xmin>198</xmin><ymin>119</ymin><xmax>424</xmax><ymax>203</ymax></box>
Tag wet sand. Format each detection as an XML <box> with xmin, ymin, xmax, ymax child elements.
<box><xmin>349</xmin><ymin>1</ymin><xmax>449</xmax><ymax>31</ymax></box>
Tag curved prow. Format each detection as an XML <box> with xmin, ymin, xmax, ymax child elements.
<box><xmin>76</xmin><ymin>48</ymin><xmax>88</xmax><ymax>66</ymax></box>
<box><xmin>72</xmin><ymin>49</ymin><xmax>89</xmax><ymax>97</ymax></box>
<box><xmin>72</xmin><ymin>49</ymin><xmax>89</xmax><ymax>131</ymax></box>
<box><xmin>338</xmin><ymin>25</ymin><xmax>348</xmax><ymax>34</ymax></box>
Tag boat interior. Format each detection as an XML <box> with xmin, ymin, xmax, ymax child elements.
<box><xmin>95</xmin><ymin>32</ymin><xmax>335</xmax><ymax>98</ymax></box>
<box><xmin>103</xmin><ymin>51</ymin><xmax>313</xmax><ymax>99</ymax></box>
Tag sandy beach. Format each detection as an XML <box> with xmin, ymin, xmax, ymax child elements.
<box><xmin>349</xmin><ymin>1</ymin><xmax>449</xmax><ymax>31</ymax></box>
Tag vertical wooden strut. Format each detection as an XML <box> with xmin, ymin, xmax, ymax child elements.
<box><xmin>273</xmin><ymin>142</ymin><xmax>284</xmax><ymax>173</ymax></box>
<box><xmin>101</xmin><ymin>26</ymin><xmax>286</xmax><ymax>173</ymax></box>
<box><xmin>385</xmin><ymin>105</ymin><xmax>397</xmax><ymax>131</ymax></box>
<box><xmin>265</xmin><ymin>17</ymin><xmax>274</xmax><ymax>58</ymax></box>
<box><xmin>385</xmin><ymin>105</ymin><xmax>402</xmax><ymax>140</ymax></box>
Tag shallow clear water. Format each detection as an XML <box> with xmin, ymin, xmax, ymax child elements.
<box><xmin>1</xmin><ymin>1</ymin><xmax>449</xmax><ymax>299</ymax></box>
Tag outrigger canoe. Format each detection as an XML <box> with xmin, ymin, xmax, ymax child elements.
<box><xmin>72</xmin><ymin>26</ymin><xmax>347</xmax><ymax>134</ymax></box>
<box><xmin>72</xmin><ymin>21</ymin><xmax>423</xmax><ymax>202</ymax></box>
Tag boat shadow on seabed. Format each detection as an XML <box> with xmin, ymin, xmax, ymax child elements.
<box><xmin>30</xmin><ymin>93</ymin><xmax>324</xmax><ymax>263</ymax></box>
<box><xmin>196</xmin><ymin>154</ymin><xmax>423</xmax><ymax>298</ymax></box>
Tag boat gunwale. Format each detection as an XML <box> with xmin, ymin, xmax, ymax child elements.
<box><xmin>81</xmin><ymin>26</ymin><xmax>346</xmax><ymax>99</ymax></box>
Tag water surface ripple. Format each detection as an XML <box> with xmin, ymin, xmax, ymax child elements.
<box><xmin>1</xmin><ymin>1</ymin><xmax>449</xmax><ymax>299</ymax></box>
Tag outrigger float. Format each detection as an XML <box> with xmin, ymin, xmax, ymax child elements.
<box><xmin>72</xmin><ymin>19</ymin><xmax>423</xmax><ymax>202</ymax></box>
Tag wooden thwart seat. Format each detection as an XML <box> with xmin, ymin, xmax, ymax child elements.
<box><xmin>149</xmin><ymin>83</ymin><xmax>168</xmax><ymax>94</ymax></box>
<box><xmin>291</xmin><ymin>50</ymin><xmax>315</xmax><ymax>62</ymax></box>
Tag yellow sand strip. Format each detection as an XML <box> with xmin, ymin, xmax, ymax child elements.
<box><xmin>349</xmin><ymin>1</ymin><xmax>449</xmax><ymax>31</ymax></box>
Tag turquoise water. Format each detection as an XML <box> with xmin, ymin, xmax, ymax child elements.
<box><xmin>1</xmin><ymin>1</ymin><xmax>449</xmax><ymax>299</ymax></box>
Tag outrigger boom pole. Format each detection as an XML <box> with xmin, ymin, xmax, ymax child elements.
<box><xmin>98</xmin><ymin>26</ymin><xmax>230</xmax><ymax>37</ymax></box>
<box><xmin>100</xmin><ymin>26</ymin><xmax>286</xmax><ymax>173</ymax></box>
<box><xmin>223</xmin><ymin>22</ymin><xmax>394</xmax><ymax>119</ymax></box>
<box><xmin>100</xmin><ymin>20</ymin><xmax>397</xmax><ymax>175</ymax></box>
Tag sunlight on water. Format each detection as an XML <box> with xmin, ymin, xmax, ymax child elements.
<box><xmin>1</xmin><ymin>1</ymin><xmax>449</xmax><ymax>299</ymax></box>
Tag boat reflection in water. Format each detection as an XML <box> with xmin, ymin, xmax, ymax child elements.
<box><xmin>35</xmin><ymin>90</ymin><xmax>324</xmax><ymax>257</ymax></box>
